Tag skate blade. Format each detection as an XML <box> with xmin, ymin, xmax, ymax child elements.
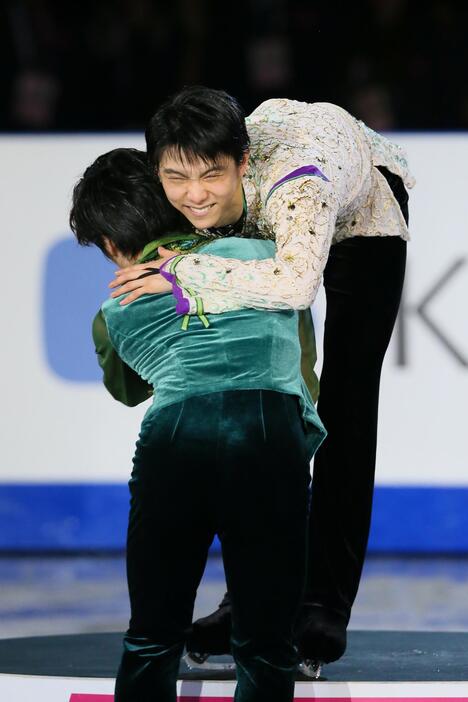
<box><xmin>298</xmin><ymin>659</ymin><xmax>322</xmax><ymax>679</ymax></box>
<box><xmin>183</xmin><ymin>652</ymin><xmax>236</xmax><ymax>672</ymax></box>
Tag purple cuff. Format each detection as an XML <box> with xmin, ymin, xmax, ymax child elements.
<box><xmin>160</xmin><ymin>257</ymin><xmax>190</xmax><ymax>315</ymax></box>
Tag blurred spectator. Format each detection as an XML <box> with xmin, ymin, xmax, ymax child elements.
<box><xmin>247</xmin><ymin>36</ymin><xmax>292</xmax><ymax>93</ymax></box>
<box><xmin>10</xmin><ymin>68</ymin><xmax>59</xmax><ymax>129</ymax></box>
<box><xmin>1</xmin><ymin>0</ymin><xmax>468</xmax><ymax>131</ymax></box>
<box><xmin>350</xmin><ymin>84</ymin><xmax>396</xmax><ymax>131</ymax></box>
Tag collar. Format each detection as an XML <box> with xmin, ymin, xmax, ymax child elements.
<box><xmin>137</xmin><ymin>233</ymin><xmax>206</xmax><ymax>263</ymax></box>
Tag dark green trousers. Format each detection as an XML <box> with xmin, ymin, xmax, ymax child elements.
<box><xmin>114</xmin><ymin>389</ymin><xmax>312</xmax><ymax>702</ymax></box>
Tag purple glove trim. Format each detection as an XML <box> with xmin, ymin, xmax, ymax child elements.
<box><xmin>160</xmin><ymin>257</ymin><xmax>190</xmax><ymax>315</ymax></box>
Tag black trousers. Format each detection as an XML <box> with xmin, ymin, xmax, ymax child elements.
<box><xmin>305</xmin><ymin>168</ymin><xmax>408</xmax><ymax>619</ymax></box>
<box><xmin>115</xmin><ymin>390</ymin><xmax>312</xmax><ymax>702</ymax></box>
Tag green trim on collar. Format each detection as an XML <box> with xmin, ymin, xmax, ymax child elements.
<box><xmin>138</xmin><ymin>233</ymin><xmax>206</xmax><ymax>263</ymax></box>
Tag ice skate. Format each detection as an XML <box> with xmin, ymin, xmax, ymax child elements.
<box><xmin>298</xmin><ymin>658</ymin><xmax>323</xmax><ymax>679</ymax></box>
<box><xmin>296</xmin><ymin>603</ymin><xmax>347</xmax><ymax>670</ymax></box>
<box><xmin>185</xmin><ymin>594</ymin><xmax>233</xmax><ymax>671</ymax></box>
<box><xmin>183</xmin><ymin>651</ymin><xmax>236</xmax><ymax>672</ymax></box>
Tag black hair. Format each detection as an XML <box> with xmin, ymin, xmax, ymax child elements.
<box><xmin>70</xmin><ymin>148</ymin><xmax>184</xmax><ymax>258</ymax></box>
<box><xmin>145</xmin><ymin>85</ymin><xmax>250</xmax><ymax>170</ymax></box>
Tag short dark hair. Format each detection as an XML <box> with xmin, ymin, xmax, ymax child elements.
<box><xmin>70</xmin><ymin>148</ymin><xmax>183</xmax><ymax>258</ymax></box>
<box><xmin>145</xmin><ymin>85</ymin><xmax>250</xmax><ymax>169</ymax></box>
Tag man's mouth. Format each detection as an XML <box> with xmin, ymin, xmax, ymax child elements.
<box><xmin>185</xmin><ymin>204</ymin><xmax>215</xmax><ymax>217</ymax></box>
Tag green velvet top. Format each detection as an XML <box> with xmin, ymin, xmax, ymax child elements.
<box><xmin>101</xmin><ymin>237</ymin><xmax>326</xmax><ymax>458</ymax></box>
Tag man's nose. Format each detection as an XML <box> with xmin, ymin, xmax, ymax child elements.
<box><xmin>186</xmin><ymin>180</ymin><xmax>209</xmax><ymax>204</ymax></box>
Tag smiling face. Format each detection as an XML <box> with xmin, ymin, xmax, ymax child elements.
<box><xmin>158</xmin><ymin>150</ymin><xmax>249</xmax><ymax>229</ymax></box>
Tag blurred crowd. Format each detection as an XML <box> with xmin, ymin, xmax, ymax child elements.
<box><xmin>2</xmin><ymin>0</ymin><xmax>468</xmax><ymax>132</ymax></box>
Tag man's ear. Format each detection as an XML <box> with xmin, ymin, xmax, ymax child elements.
<box><xmin>103</xmin><ymin>236</ymin><xmax>119</xmax><ymax>261</ymax></box>
<box><xmin>239</xmin><ymin>150</ymin><xmax>250</xmax><ymax>177</ymax></box>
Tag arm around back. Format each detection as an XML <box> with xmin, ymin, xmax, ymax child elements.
<box><xmin>173</xmin><ymin>178</ymin><xmax>338</xmax><ymax>314</ymax></box>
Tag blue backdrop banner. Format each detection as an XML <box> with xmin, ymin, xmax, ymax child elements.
<box><xmin>1</xmin><ymin>484</ymin><xmax>467</xmax><ymax>553</ymax></box>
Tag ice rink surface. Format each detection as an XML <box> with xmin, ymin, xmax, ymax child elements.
<box><xmin>1</xmin><ymin>554</ymin><xmax>468</xmax><ymax>640</ymax></box>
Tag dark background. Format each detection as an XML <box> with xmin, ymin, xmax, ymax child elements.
<box><xmin>2</xmin><ymin>0</ymin><xmax>467</xmax><ymax>132</ymax></box>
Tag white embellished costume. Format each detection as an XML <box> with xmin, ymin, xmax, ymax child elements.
<box><xmin>169</xmin><ymin>99</ymin><xmax>415</xmax><ymax>314</ymax></box>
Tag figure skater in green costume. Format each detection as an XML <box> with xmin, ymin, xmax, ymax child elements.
<box><xmin>70</xmin><ymin>146</ymin><xmax>326</xmax><ymax>702</ymax></box>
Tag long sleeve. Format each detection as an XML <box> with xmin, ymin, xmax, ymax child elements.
<box><xmin>92</xmin><ymin>310</ymin><xmax>153</xmax><ymax>407</ymax></box>
<box><xmin>173</xmin><ymin>177</ymin><xmax>339</xmax><ymax>313</ymax></box>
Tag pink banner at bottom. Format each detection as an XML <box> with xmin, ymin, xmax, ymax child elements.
<box><xmin>69</xmin><ymin>696</ymin><xmax>468</xmax><ymax>702</ymax></box>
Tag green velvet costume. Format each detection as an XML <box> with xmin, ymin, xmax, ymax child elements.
<box><xmin>101</xmin><ymin>237</ymin><xmax>324</xmax><ymax>457</ymax></box>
